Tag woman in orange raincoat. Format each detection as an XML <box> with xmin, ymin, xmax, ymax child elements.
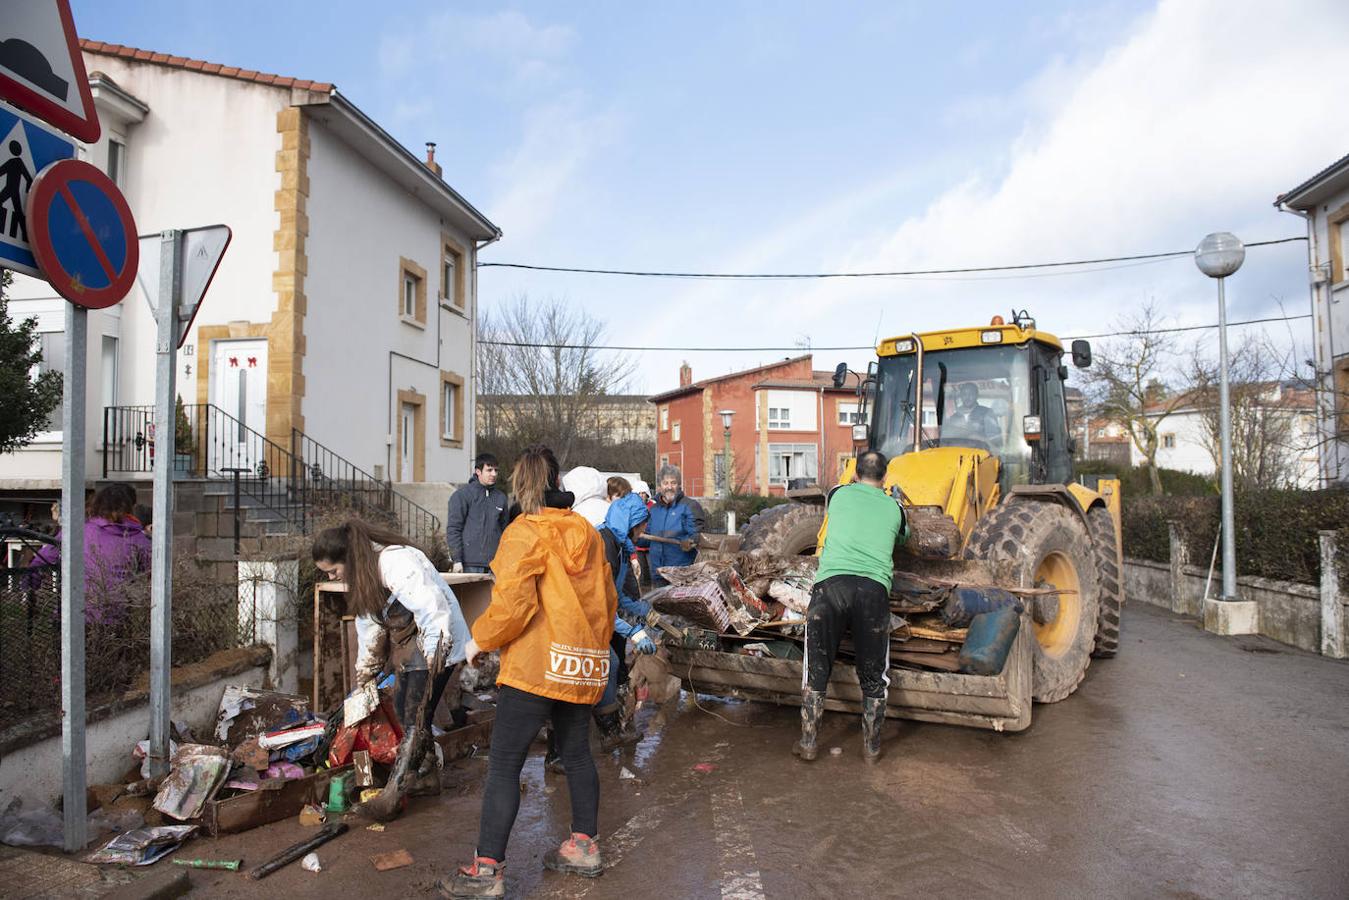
<box><xmin>444</xmin><ymin>445</ymin><xmax>617</xmax><ymax>898</ymax></box>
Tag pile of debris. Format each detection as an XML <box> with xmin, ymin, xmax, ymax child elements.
<box><xmin>649</xmin><ymin>553</ymin><xmax>1033</xmax><ymax>676</ymax></box>
<box><xmin>27</xmin><ymin>662</ymin><xmax>501</xmax><ymax>876</ymax></box>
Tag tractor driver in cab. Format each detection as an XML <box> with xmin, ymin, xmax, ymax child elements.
<box><xmin>947</xmin><ymin>382</ymin><xmax>1000</xmax><ymax>445</ymax></box>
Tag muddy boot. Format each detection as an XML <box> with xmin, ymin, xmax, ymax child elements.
<box><xmin>411</xmin><ymin>753</ymin><xmax>443</xmax><ymax>796</ymax></box>
<box><xmin>543</xmin><ymin>833</ymin><xmax>603</xmax><ymax>878</ymax></box>
<box><xmin>437</xmin><ymin>857</ymin><xmax>504</xmax><ymax>898</ymax></box>
<box><xmin>862</xmin><ymin>696</ymin><xmax>886</xmax><ymax>763</ymax></box>
<box><xmin>792</xmin><ymin>689</ymin><xmax>824</xmax><ymax>761</ymax></box>
<box><xmin>594</xmin><ymin>709</ymin><xmax>638</xmax><ymax>752</ymax></box>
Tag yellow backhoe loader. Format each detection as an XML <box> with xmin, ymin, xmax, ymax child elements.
<box><xmin>667</xmin><ymin>311</ymin><xmax>1123</xmax><ymax>729</ymax></box>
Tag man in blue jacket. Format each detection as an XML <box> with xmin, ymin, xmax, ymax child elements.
<box><xmin>445</xmin><ymin>453</ymin><xmax>508</xmax><ymax>573</ymax></box>
<box><xmin>641</xmin><ymin>464</ymin><xmax>700</xmax><ymax>586</ymax></box>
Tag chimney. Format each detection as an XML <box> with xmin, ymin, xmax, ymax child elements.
<box><xmin>424</xmin><ymin>142</ymin><xmax>442</xmax><ymax>178</ymax></box>
<box><xmin>679</xmin><ymin>361</ymin><xmax>693</xmax><ymax>387</ymax></box>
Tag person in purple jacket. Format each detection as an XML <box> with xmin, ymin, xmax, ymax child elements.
<box><xmin>30</xmin><ymin>483</ymin><xmax>151</xmax><ymax>622</ymax></box>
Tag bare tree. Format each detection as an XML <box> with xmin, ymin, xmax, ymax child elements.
<box><xmin>476</xmin><ymin>295</ymin><xmax>637</xmax><ymax>470</ymax></box>
<box><xmin>1083</xmin><ymin>301</ymin><xmax>1185</xmax><ymax>494</ymax></box>
<box><xmin>1184</xmin><ymin>333</ymin><xmax>1311</xmax><ymax>490</ymax></box>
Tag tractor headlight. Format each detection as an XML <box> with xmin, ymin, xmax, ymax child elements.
<box><xmin>892</xmin><ymin>339</ymin><xmax>915</xmax><ymax>353</ymax></box>
<box><xmin>980</xmin><ymin>330</ymin><xmax>1003</xmax><ymax>344</ymax></box>
<box><xmin>852</xmin><ymin>424</ymin><xmax>868</xmax><ymax>442</ymax></box>
<box><xmin>1022</xmin><ymin>415</ymin><xmax>1042</xmax><ymax>440</ymax></box>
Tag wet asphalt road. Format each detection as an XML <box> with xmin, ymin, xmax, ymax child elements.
<box><xmin>180</xmin><ymin>602</ymin><xmax>1349</xmax><ymax>899</ymax></box>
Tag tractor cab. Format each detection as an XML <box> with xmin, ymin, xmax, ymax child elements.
<box><xmin>854</xmin><ymin>312</ymin><xmax>1091</xmax><ymax>493</ymax></box>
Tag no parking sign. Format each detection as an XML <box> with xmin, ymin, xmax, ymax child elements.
<box><xmin>26</xmin><ymin>158</ymin><xmax>138</xmax><ymax>308</ymax></box>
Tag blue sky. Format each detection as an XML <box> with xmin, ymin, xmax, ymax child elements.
<box><xmin>72</xmin><ymin>1</ymin><xmax>1349</xmax><ymax>392</ymax></box>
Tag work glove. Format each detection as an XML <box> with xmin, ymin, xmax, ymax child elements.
<box><xmin>452</xmin><ymin>561</ymin><xmax>464</xmax><ymax>574</ymax></box>
<box><xmin>632</xmin><ymin>630</ymin><xmax>657</xmax><ymax>655</ymax></box>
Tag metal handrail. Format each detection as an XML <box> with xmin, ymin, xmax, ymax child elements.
<box><xmin>101</xmin><ymin>404</ymin><xmax>442</xmax><ymax>546</ymax></box>
<box><xmin>290</xmin><ymin>427</ymin><xmax>441</xmax><ymax>544</ymax></box>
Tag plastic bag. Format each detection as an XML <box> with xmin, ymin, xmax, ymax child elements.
<box><xmin>0</xmin><ymin>806</ymin><xmax>64</xmax><ymax>848</ymax></box>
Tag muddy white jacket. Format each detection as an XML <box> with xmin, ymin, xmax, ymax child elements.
<box><xmin>352</xmin><ymin>544</ymin><xmax>472</xmax><ymax>684</ymax></box>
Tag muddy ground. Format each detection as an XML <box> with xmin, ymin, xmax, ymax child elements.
<box><xmin>121</xmin><ymin>603</ymin><xmax>1349</xmax><ymax>898</ymax></box>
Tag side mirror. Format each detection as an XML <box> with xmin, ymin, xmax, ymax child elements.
<box><xmin>832</xmin><ymin>362</ymin><xmax>848</xmax><ymax>389</ymax></box>
<box><xmin>1071</xmin><ymin>339</ymin><xmax>1092</xmax><ymax>368</ymax></box>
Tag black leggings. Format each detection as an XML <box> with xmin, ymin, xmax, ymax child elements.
<box><xmin>477</xmin><ymin>685</ymin><xmax>598</xmax><ymax>861</ymax></box>
<box><xmin>804</xmin><ymin>574</ymin><xmax>892</xmax><ymax>699</ymax></box>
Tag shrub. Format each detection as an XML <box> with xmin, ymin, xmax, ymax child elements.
<box><xmin>1121</xmin><ymin>488</ymin><xmax>1349</xmax><ymax>589</ymax></box>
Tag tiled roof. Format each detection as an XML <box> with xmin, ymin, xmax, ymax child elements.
<box><xmin>81</xmin><ymin>40</ymin><xmax>334</xmax><ymax>93</ymax></box>
<box><xmin>649</xmin><ymin>355</ymin><xmax>813</xmax><ymax>402</ymax></box>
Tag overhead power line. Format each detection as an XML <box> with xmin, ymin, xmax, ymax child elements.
<box><xmin>478</xmin><ymin>312</ymin><xmax>1312</xmax><ymax>353</ymax></box>
<box><xmin>478</xmin><ymin>236</ymin><xmax>1306</xmax><ymax>280</ymax></box>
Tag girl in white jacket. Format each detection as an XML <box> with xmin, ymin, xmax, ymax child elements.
<box><xmin>312</xmin><ymin>519</ymin><xmax>472</xmax><ymax>725</ymax></box>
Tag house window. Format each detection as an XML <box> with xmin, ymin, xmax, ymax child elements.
<box><xmin>397</xmin><ymin>257</ymin><xmax>427</xmax><ymax>326</ymax></box>
<box><xmin>441</xmin><ymin>237</ymin><xmax>465</xmax><ymax>310</ymax></box>
<box><xmin>1162</xmin><ymin>433</ymin><xmax>1176</xmax><ymax>449</ymax></box>
<box><xmin>768</xmin><ymin>443</ymin><xmax>818</xmax><ymax>486</ymax></box>
<box><xmin>672</xmin><ymin>421</ymin><xmax>681</xmax><ymax>443</ymax></box>
<box><xmin>660</xmin><ymin>406</ymin><xmax>669</xmax><ymax>431</ymax></box>
<box><xmin>659</xmin><ymin>454</ymin><xmax>669</xmax><ymax>468</ymax></box>
<box><xmin>1096</xmin><ymin>428</ymin><xmax>1106</xmax><ymax>438</ymax></box>
<box><xmin>768</xmin><ymin>407</ymin><xmax>791</xmax><ymax>430</ymax></box>
<box><xmin>921</xmin><ymin>408</ymin><xmax>937</xmax><ymax>427</ymax></box>
<box><xmin>37</xmin><ymin>331</ymin><xmax>65</xmax><ymax>434</ymax></box>
<box><xmin>107</xmin><ymin>139</ymin><xmax>125</xmax><ymax>186</ymax></box>
<box><xmin>440</xmin><ymin>371</ymin><xmax>465</xmax><ymax>446</ymax></box>
<box><xmin>837</xmin><ymin>401</ymin><xmax>864</xmax><ymax>425</ymax></box>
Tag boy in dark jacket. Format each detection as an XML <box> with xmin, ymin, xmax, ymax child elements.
<box><xmin>446</xmin><ymin>454</ymin><xmax>509</xmax><ymax>573</ymax></box>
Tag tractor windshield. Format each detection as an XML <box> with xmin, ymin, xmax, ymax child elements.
<box><xmin>871</xmin><ymin>344</ymin><xmax>1035</xmax><ymax>484</ymax></box>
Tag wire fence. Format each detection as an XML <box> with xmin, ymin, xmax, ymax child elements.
<box><xmin>0</xmin><ymin>556</ymin><xmax>256</xmax><ymax>733</ymax></box>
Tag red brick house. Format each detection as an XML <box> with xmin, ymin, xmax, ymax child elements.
<box><xmin>649</xmin><ymin>356</ymin><xmax>860</xmax><ymax>498</ymax></box>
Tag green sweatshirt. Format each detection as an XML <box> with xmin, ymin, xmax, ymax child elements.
<box><xmin>814</xmin><ymin>482</ymin><xmax>906</xmax><ymax>590</ymax></box>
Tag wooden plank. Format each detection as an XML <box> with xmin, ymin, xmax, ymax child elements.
<box><xmin>905</xmin><ymin>624</ymin><xmax>968</xmax><ymax>642</ymax></box>
<box><xmin>371</xmin><ymin>849</ymin><xmax>414</xmax><ymax>871</ymax></box>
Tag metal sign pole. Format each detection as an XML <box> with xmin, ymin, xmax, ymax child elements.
<box><xmin>60</xmin><ymin>302</ymin><xmax>88</xmax><ymax>852</ymax></box>
<box><xmin>147</xmin><ymin>230</ymin><xmax>181</xmax><ymax>778</ymax></box>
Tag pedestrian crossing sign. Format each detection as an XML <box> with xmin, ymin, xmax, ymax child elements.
<box><xmin>0</xmin><ymin>97</ymin><xmax>74</xmax><ymax>279</ymax></box>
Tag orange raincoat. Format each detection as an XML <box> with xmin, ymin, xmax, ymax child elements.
<box><xmin>472</xmin><ymin>507</ymin><xmax>618</xmax><ymax>705</ymax></box>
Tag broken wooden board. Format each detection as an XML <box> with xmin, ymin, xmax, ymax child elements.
<box><xmin>890</xmin><ymin>651</ymin><xmax>963</xmax><ymax>673</ymax></box>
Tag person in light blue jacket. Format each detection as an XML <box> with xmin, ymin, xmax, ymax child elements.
<box><xmin>641</xmin><ymin>464</ymin><xmax>700</xmax><ymax>586</ymax></box>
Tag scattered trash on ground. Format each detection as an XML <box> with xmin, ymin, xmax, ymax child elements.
<box><xmin>172</xmin><ymin>858</ymin><xmax>241</xmax><ymax>871</ymax></box>
<box><xmin>692</xmin><ymin>763</ymin><xmax>717</xmax><ymax>774</ymax></box>
<box><xmin>86</xmin><ymin>825</ymin><xmax>197</xmax><ymax>866</ymax></box>
<box><xmin>300</xmin><ymin>852</ymin><xmax>322</xmax><ymax>873</ymax></box>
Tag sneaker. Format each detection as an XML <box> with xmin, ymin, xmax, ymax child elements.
<box><xmin>543</xmin><ymin>833</ymin><xmax>603</xmax><ymax>878</ymax></box>
<box><xmin>437</xmin><ymin>857</ymin><xmax>504</xmax><ymax>898</ymax></box>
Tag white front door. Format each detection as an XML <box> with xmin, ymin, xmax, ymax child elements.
<box><xmin>210</xmin><ymin>339</ymin><xmax>268</xmax><ymax>474</ymax></box>
<box><xmin>400</xmin><ymin>403</ymin><xmax>416</xmax><ymax>482</ymax></box>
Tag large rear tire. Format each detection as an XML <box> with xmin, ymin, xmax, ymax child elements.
<box><xmin>964</xmin><ymin>501</ymin><xmax>1100</xmax><ymax>703</ymax></box>
<box><xmin>739</xmin><ymin>503</ymin><xmax>826</xmax><ymax>557</ymax></box>
<box><xmin>1087</xmin><ymin>505</ymin><xmax>1123</xmax><ymax>658</ymax></box>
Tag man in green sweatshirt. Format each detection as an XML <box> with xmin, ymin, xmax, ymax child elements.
<box><xmin>794</xmin><ymin>449</ymin><xmax>906</xmax><ymax>763</ymax></box>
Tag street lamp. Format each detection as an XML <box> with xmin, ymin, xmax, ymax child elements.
<box><xmin>1194</xmin><ymin>231</ymin><xmax>1245</xmax><ymax>602</ymax></box>
<box><xmin>719</xmin><ymin>409</ymin><xmax>735</xmax><ymax>498</ymax></box>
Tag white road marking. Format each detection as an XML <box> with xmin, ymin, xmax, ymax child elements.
<box><xmin>710</xmin><ymin>777</ymin><xmax>768</xmax><ymax>899</ymax></box>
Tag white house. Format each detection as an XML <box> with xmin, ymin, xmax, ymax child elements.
<box><xmin>1277</xmin><ymin>152</ymin><xmax>1349</xmax><ymax>486</ymax></box>
<box><xmin>1129</xmin><ymin>383</ymin><xmax>1319</xmax><ymax>488</ymax></box>
<box><xmin>2</xmin><ymin>41</ymin><xmax>500</xmax><ymax>514</ymax></box>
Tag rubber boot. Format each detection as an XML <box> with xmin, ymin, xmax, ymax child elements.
<box><xmin>594</xmin><ymin>708</ymin><xmax>639</xmax><ymax>752</ymax></box>
<box><xmin>861</xmin><ymin>696</ymin><xmax>886</xmax><ymax>763</ymax></box>
<box><xmin>438</xmin><ymin>857</ymin><xmax>504</xmax><ymax>898</ymax></box>
<box><xmin>792</xmin><ymin>689</ymin><xmax>824</xmax><ymax>761</ymax></box>
<box><xmin>543</xmin><ymin>833</ymin><xmax>603</xmax><ymax>878</ymax></box>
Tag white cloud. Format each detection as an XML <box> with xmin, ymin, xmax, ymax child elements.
<box><xmin>485</xmin><ymin>92</ymin><xmax>619</xmax><ymax>245</ymax></box>
<box><xmin>641</xmin><ymin>0</ymin><xmax>1348</xmax><ymax>387</ymax></box>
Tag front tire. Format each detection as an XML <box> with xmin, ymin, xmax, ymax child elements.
<box><xmin>1086</xmin><ymin>505</ymin><xmax>1124</xmax><ymax>658</ymax></box>
<box><xmin>739</xmin><ymin>503</ymin><xmax>826</xmax><ymax>556</ymax></box>
<box><xmin>964</xmin><ymin>501</ymin><xmax>1100</xmax><ymax>703</ymax></box>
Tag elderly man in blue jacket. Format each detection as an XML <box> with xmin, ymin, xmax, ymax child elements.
<box><xmin>641</xmin><ymin>464</ymin><xmax>701</xmax><ymax>586</ymax></box>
